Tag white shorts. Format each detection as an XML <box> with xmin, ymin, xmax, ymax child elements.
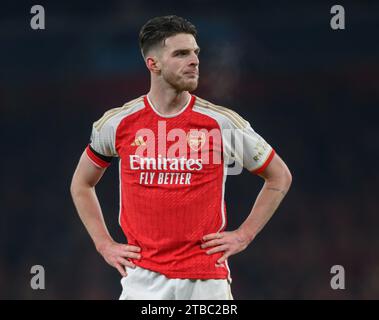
<box><xmin>119</xmin><ymin>265</ymin><xmax>234</xmax><ymax>300</ymax></box>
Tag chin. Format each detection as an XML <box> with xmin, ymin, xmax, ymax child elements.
<box><xmin>181</xmin><ymin>80</ymin><xmax>199</xmax><ymax>92</ymax></box>
<box><xmin>185</xmin><ymin>85</ymin><xmax>198</xmax><ymax>92</ymax></box>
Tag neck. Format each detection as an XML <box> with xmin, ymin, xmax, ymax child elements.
<box><xmin>148</xmin><ymin>81</ymin><xmax>191</xmax><ymax>116</ymax></box>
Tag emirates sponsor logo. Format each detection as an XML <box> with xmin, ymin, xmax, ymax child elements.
<box><xmin>130</xmin><ymin>154</ymin><xmax>203</xmax><ymax>171</ymax></box>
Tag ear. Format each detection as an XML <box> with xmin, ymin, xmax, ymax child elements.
<box><xmin>146</xmin><ymin>56</ymin><xmax>161</xmax><ymax>74</ymax></box>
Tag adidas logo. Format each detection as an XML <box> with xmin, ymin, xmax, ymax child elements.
<box><xmin>131</xmin><ymin>136</ymin><xmax>146</xmax><ymax>146</ymax></box>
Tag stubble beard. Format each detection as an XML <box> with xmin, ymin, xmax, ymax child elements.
<box><xmin>164</xmin><ymin>71</ymin><xmax>199</xmax><ymax>92</ymax></box>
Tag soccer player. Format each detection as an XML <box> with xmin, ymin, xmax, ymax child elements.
<box><xmin>70</xmin><ymin>15</ymin><xmax>292</xmax><ymax>300</ymax></box>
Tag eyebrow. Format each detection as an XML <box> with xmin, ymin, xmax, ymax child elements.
<box><xmin>172</xmin><ymin>47</ymin><xmax>201</xmax><ymax>55</ymax></box>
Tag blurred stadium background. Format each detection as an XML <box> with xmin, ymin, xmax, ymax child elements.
<box><xmin>1</xmin><ymin>0</ymin><xmax>378</xmax><ymax>299</ymax></box>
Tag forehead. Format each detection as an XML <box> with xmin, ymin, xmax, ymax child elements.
<box><xmin>163</xmin><ymin>33</ymin><xmax>198</xmax><ymax>51</ymax></box>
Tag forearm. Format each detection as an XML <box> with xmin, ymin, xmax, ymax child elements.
<box><xmin>71</xmin><ymin>185</ymin><xmax>113</xmax><ymax>251</ymax></box>
<box><xmin>238</xmin><ymin>177</ymin><xmax>291</xmax><ymax>243</ymax></box>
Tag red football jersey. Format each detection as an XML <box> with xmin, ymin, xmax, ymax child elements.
<box><xmin>86</xmin><ymin>94</ymin><xmax>275</xmax><ymax>281</ymax></box>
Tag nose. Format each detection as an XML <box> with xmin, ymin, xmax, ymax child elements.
<box><xmin>189</xmin><ymin>52</ymin><xmax>199</xmax><ymax>66</ymax></box>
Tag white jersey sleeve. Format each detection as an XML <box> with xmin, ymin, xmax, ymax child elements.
<box><xmin>193</xmin><ymin>97</ymin><xmax>275</xmax><ymax>175</ymax></box>
<box><xmin>89</xmin><ymin>120</ymin><xmax>117</xmax><ymax>157</ymax></box>
<box><xmin>85</xmin><ymin>116</ymin><xmax>118</xmax><ymax>168</ymax></box>
<box><xmin>83</xmin><ymin>96</ymin><xmax>146</xmax><ymax>168</ymax></box>
<box><xmin>228</xmin><ymin>120</ymin><xmax>275</xmax><ymax>174</ymax></box>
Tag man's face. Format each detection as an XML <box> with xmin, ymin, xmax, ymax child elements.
<box><xmin>156</xmin><ymin>33</ymin><xmax>200</xmax><ymax>92</ymax></box>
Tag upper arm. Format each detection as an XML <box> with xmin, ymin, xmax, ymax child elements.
<box><xmin>258</xmin><ymin>153</ymin><xmax>292</xmax><ymax>183</ymax></box>
<box><xmin>71</xmin><ymin>150</ymin><xmax>107</xmax><ymax>188</ymax></box>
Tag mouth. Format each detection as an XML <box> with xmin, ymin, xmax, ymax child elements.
<box><xmin>184</xmin><ymin>71</ymin><xmax>199</xmax><ymax>77</ymax></box>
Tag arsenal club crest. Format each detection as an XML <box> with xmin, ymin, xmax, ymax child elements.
<box><xmin>187</xmin><ymin>131</ymin><xmax>206</xmax><ymax>151</ymax></box>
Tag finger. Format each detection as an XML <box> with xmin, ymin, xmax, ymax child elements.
<box><xmin>203</xmin><ymin>233</ymin><xmax>222</xmax><ymax>241</ymax></box>
<box><xmin>117</xmin><ymin>257</ymin><xmax>136</xmax><ymax>269</ymax></box>
<box><xmin>206</xmin><ymin>245</ymin><xmax>228</xmax><ymax>255</ymax></box>
<box><xmin>217</xmin><ymin>253</ymin><xmax>230</xmax><ymax>264</ymax></box>
<box><xmin>118</xmin><ymin>250</ymin><xmax>141</xmax><ymax>259</ymax></box>
<box><xmin>123</xmin><ymin>245</ymin><xmax>141</xmax><ymax>252</ymax></box>
<box><xmin>120</xmin><ymin>250</ymin><xmax>142</xmax><ymax>260</ymax></box>
<box><xmin>115</xmin><ymin>263</ymin><xmax>128</xmax><ymax>277</ymax></box>
<box><xmin>201</xmin><ymin>239</ymin><xmax>223</xmax><ymax>249</ymax></box>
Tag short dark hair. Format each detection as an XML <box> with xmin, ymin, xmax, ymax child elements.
<box><xmin>139</xmin><ymin>15</ymin><xmax>197</xmax><ymax>57</ymax></box>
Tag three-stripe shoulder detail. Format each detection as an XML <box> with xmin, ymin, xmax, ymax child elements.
<box><xmin>94</xmin><ymin>96</ymin><xmax>144</xmax><ymax>131</ymax></box>
<box><xmin>195</xmin><ymin>97</ymin><xmax>248</xmax><ymax>129</ymax></box>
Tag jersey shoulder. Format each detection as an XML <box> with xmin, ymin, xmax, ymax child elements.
<box><xmin>193</xmin><ymin>96</ymin><xmax>248</xmax><ymax>129</ymax></box>
<box><xmin>93</xmin><ymin>95</ymin><xmax>145</xmax><ymax>132</ymax></box>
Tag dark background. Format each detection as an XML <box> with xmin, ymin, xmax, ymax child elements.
<box><xmin>1</xmin><ymin>0</ymin><xmax>378</xmax><ymax>299</ymax></box>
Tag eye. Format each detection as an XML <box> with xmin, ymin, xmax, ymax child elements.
<box><xmin>173</xmin><ymin>50</ymin><xmax>189</xmax><ymax>57</ymax></box>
